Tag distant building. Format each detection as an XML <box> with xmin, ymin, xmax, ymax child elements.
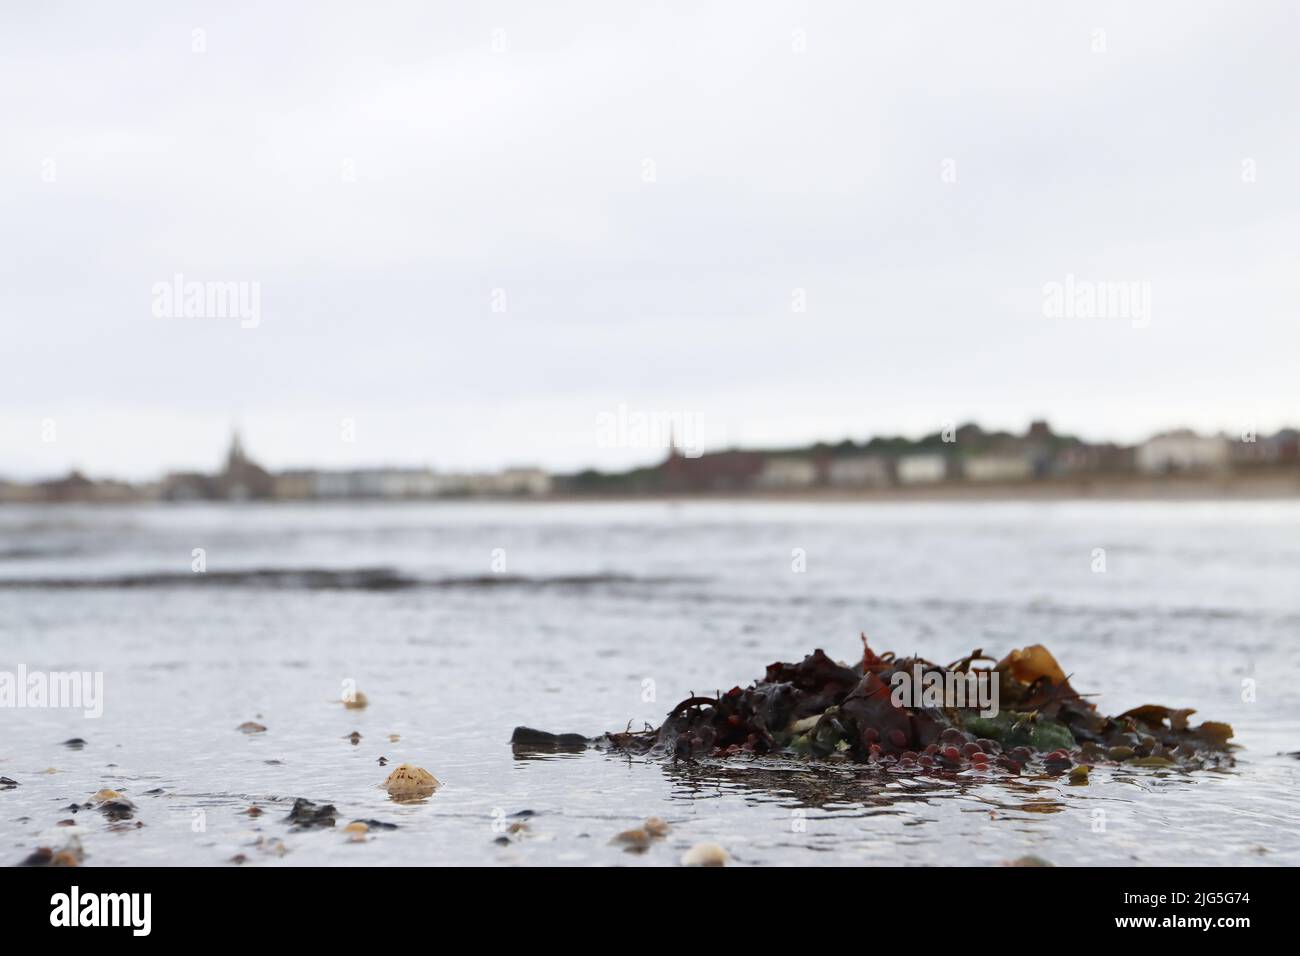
<box><xmin>214</xmin><ymin>432</ymin><xmax>274</xmax><ymax>500</ymax></box>
<box><xmin>492</xmin><ymin>468</ymin><xmax>552</xmax><ymax>496</ymax></box>
<box><xmin>161</xmin><ymin>471</ymin><xmax>216</xmax><ymax>501</ymax></box>
<box><xmin>0</xmin><ymin>479</ymin><xmax>42</xmax><ymax>503</ymax></box>
<box><xmin>963</xmin><ymin>454</ymin><xmax>1033</xmax><ymax>482</ymax></box>
<box><xmin>754</xmin><ymin>457</ymin><xmax>818</xmax><ymax>490</ymax></box>
<box><xmin>896</xmin><ymin>453</ymin><xmax>949</xmax><ymax>484</ymax></box>
<box><xmin>271</xmin><ymin>465</ymin><xmax>552</xmax><ymax>499</ymax></box>
<box><xmin>1231</xmin><ymin>429</ymin><xmax>1300</xmax><ymax>467</ymax></box>
<box><xmin>272</xmin><ymin>471</ymin><xmax>315</xmax><ymax>500</ymax></box>
<box><xmin>37</xmin><ymin>470</ymin><xmax>96</xmax><ymax>502</ymax></box>
<box><xmin>1136</xmin><ymin>431</ymin><xmax>1231</xmax><ymax>474</ymax></box>
<box><xmin>1054</xmin><ymin>443</ymin><xmax>1135</xmax><ymax>476</ymax></box>
<box><xmin>661</xmin><ymin>447</ymin><xmax>766</xmax><ymax>492</ymax></box>
<box><xmin>827</xmin><ymin>456</ymin><xmax>893</xmax><ymax>488</ymax></box>
<box><xmin>1026</xmin><ymin>420</ymin><xmax>1054</xmax><ymax>442</ymax></box>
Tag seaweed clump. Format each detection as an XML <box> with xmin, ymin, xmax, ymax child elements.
<box><xmin>604</xmin><ymin>638</ymin><xmax>1234</xmax><ymax>774</ymax></box>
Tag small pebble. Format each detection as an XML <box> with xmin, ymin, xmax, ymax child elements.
<box><xmin>611</xmin><ymin>828</ymin><xmax>651</xmax><ymax>851</ymax></box>
<box><xmin>343</xmin><ymin>821</ymin><xmax>368</xmax><ymax>842</ymax></box>
<box><xmin>681</xmin><ymin>842</ymin><xmax>729</xmax><ymax>867</ymax></box>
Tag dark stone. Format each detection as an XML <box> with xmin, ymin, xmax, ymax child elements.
<box><xmin>286</xmin><ymin>797</ymin><xmax>337</xmax><ymax>829</ymax></box>
<box><xmin>510</xmin><ymin>726</ymin><xmax>589</xmax><ymax>748</ymax></box>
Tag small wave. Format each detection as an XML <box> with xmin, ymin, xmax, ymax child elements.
<box><xmin>0</xmin><ymin>546</ymin><xmax>86</xmax><ymax>561</ymax></box>
<box><xmin>0</xmin><ymin>567</ymin><xmax>691</xmax><ymax>592</ymax></box>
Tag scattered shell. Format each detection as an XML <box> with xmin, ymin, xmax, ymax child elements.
<box><xmin>344</xmin><ymin>691</ymin><xmax>369</xmax><ymax>710</ymax></box>
<box><xmin>494</xmin><ymin>820</ymin><xmax>531</xmax><ymax>845</ymax></box>
<box><xmin>377</xmin><ymin>756</ymin><xmax>389</xmax><ymax>766</ymax></box>
<box><xmin>347</xmin><ymin>731</ymin><xmax>362</xmax><ymax>745</ymax></box>
<box><xmin>388</xmin><ymin>734</ymin><xmax>401</xmax><ymax>743</ymax></box>
<box><xmin>1004</xmin><ymin>855</ymin><xmax>1054</xmax><ymax>867</ymax></box>
<box><xmin>20</xmin><ymin>836</ymin><xmax>84</xmax><ymax>867</ymax></box>
<box><xmin>681</xmin><ymin>842</ymin><xmax>729</xmax><ymax>867</ymax></box>
<box><xmin>90</xmin><ymin>790</ymin><xmax>137</xmax><ymax>816</ymax></box>
<box><xmin>343</xmin><ymin>821</ymin><xmax>369</xmax><ymax>842</ymax></box>
<box><xmin>63</xmin><ymin>738</ymin><xmax>87</xmax><ymax>750</ymax></box>
<box><xmin>643</xmin><ymin>816</ymin><xmax>670</xmax><ymax>838</ymax></box>
<box><xmin>383</xmin><ymin>763</ymin><xmax>439</xmax><ymax>798</ymax></box>
<box><xmin>255</xmin><ymin>836</ymin><xmax>288</xmax><ymax>857</ymax></box>
<box><xmin>611</xmin><ymin>828</ymin><xmax>652</xmax><ymax>851</ymax></box>
<box><xmin>0</xmin><ymin>776</ymin><xmax>19</xmax><ymax>789</ymax></box>
<box><xmin>243</xmin><ymin>806</ymin><xmax>264</xmax><ymax>818</ymax></box>
<box><xmin>238</xmin><ymin>721</ymin><xmax>267</xmax><ymax>734</ymax></box>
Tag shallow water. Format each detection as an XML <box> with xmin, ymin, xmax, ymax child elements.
<box><xmin>1</xmin><ymin>500</ymin><xmax>1298</xmax><ymax>866</ymax></box>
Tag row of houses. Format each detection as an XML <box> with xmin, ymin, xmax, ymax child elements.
<box><xmin>269</xmin><ymin>466</ymin><xmax>551</xmax><ymax>500</ymax></box>
<box><xmin>0</xmin><ymin>471</ymin><xmax>143</xmax><ymax>504</ymax></box>
<box><xmin>656</xmin><ymin>427</ymin><xmax>1300</xmax><ymax>492</ymax></box>
<box><xmin>6</xmin><ymin>424</ymin><xmax>1298</xmax><ymax>504</ymax></box>
<box><xmin>158</xmin><ymin>434</ymin><xmax>552</xmax><ymax>501</ymax></box>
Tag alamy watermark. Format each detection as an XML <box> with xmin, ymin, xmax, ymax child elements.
<box><xmin>595</xmin><ymin>404</ymin><xmax>705</xmax><ymax>457</ymax></box>
<box><xmin>152</xmin><ymin>273</ymin><xmax>261</xmax><ymax>328</ymax></box>
<box><xmin>890</xmin><ymin>663</ymin><xmax>999</xmax><ymax>718</ymax></box>
<box><xmin>1</xmin><ymin>666</ymin><xmax>103</xmax><ymax>718</ymax></box>
<box><xmin>50</xmin><ymin>886</ymin><xmax>151</xmax><ymax>936</ymax></box>
<box><xmin>1043</xmin><ymin>273</ymin><xmax>1150</xmax><ymax>328</ymax></box>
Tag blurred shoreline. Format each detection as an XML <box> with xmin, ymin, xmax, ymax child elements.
<box><xmin>5</xmin><ymin>472</ymin><xmax>1300</xmax><ymax>505</ymax></box>
<box><xmin>555</xmin><ymin>473</ymin><xmax>1300</xmax><ymax>502</ymax></box>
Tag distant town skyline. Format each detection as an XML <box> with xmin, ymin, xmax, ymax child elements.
<box><xmin>6</xmin><ymin>415</ymin><xmax>1298</xmax><ymax>504</ymax></box>
<box><xmin>2</xmin><ymin>410</ymin><xmax>1298</xmax><ymax>482</ymax></box>
<box><xmin>3</xmin><ymin>414</ymin><xmax>1295</xmax><ymax>488</ymax></box>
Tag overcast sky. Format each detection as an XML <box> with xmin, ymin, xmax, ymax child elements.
<box><xmin>3</xmin><ymin>1</ymin><xmax>1298</xmax><ymax>479</ymax></box>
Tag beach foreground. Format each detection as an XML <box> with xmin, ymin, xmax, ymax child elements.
<box><xmin>2</xmin><ymin>500</ymin><xmax>1297</xmax><ymax>866</ymax></box>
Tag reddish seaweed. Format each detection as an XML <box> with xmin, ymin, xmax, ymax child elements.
<box><xmin>603</xmin><ymin>637</ymin><xmax>1235</xmax><ymax>774</ymax></box>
